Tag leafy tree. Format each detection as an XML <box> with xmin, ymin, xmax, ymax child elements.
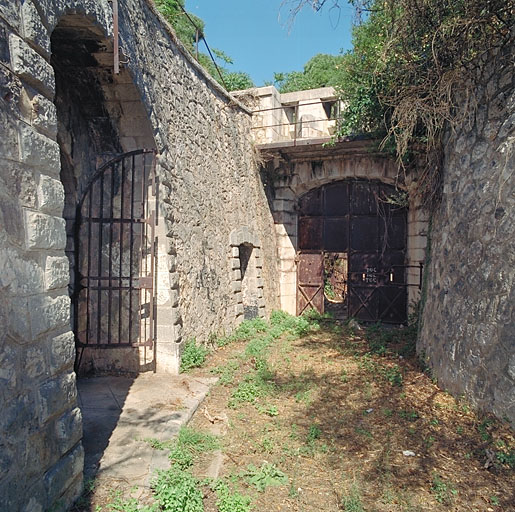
<box><xmin>274</xmin><ymin>53</ymin><xmax>345</xmax><ymax>93</ymax></box>
<box><xmin>154</xmin><ymin>0</ymin><xmax>254</xmax><ymax>91</ymax></box>
<box><xmin>285</xmin><ymin>0</ymin><xmax>513</xmax><ymax>206</ymax></box>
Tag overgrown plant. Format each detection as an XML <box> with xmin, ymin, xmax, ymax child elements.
<box><xmin>285</xmin><ymin>0</ymin><xmax>513</xmax><ymax>208</ymax></box>
<box><xmin>180</xmin><ymin>338</ymin><xmax>208</xmax><ymax>372</ymax></box>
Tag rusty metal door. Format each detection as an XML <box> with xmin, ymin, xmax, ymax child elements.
<box><xmin>296</xmin><ymin>251</ymin><xmax>324</xmax><ymax>315</ymax></box>
<box><xmin>74</xmin><ymin>149</ymin><xmax>158</xmax><ymax>369</ymax></box>
<box><xmin>297</xmin><ymin>180</ymin><xmax>409</xmax><ymax>323</ymax></box>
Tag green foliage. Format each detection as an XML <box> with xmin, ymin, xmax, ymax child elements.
<box><xmin>274</xmin><ymin>53</ymin><xmax>345</xmax><ymax>93</ymax></box>
<box><xmin>213</xmin><ymin>481</ymin><xmax>253</xmax><ymax>512</ymax></box>
<box><xmin>341</xmin><ymin>482</ymin><xmax>365</xmax><ymax>512</ymax></box>
<box><xmin>211</xmin><ymin>360</ymin><xmax>240</xmax><ymax>385</ymax></box>
<box><xmin>153</xmin><ymin>0</ymin><xmax>254</xmax><ymax>91</ymax></box>
<box><xmin>431</xmin><ymin>474</ymin><xmax>458</xmax><ymax>504</ymax></box>
<box><xmin>152</xmin><ymin>466</ymin><xmax>204</xmax><ymax>512</ymax></box>
<box><xmin>307</xmin><ymin>424</ymin><xmax>322</xmax><ymax>444</ymax></box>
<box><xmin>244</xmin><ymin>462</ymin><xmax>288</xmax><ymax>492</ymax></box>
<box><xmin>294</xmin><ymin>0</ymin><xmax>512</xmax><ymax>207</ymax></box>
<box><xmin>104</xmin><ymin>491</ymin><xmax>156</xmax><ymax>512</ymax></box>
<box><xmin>154</xmin><ymin>427</ymin><xmax>219</xmax><ymax>469</ymax></box>
<box><xmin>180</xmin><ymin>338</ymin><xmax>208</xmax><ymax>372</ymax></box>
<box><xmin>154</xmin><ymin>0</ymin><xmax>204</xmax><ymax>52</ymax></box>
<box><xmin>495</xmin><ymin>449</ymin><xmax>515</xmax><ymax>469</ymax></box>
<box><xmin>229</xmin><ymin>377</ymin><xmax>268</xmax><ymax>408</ymax></box>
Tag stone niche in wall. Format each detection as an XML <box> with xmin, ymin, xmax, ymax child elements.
<box><xmin>229</xmin><ymin>227</ymin><xmax>266</xmax><ymax>324</ymax></box>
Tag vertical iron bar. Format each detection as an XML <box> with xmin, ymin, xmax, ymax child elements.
<box><xmin>141</xmin><ymin>153</ymin><xmax>148</xmax><ymax>354</ymax></box>
<box><xmin>108</xmin><ymin>163</ymin><xmax>115</xmax><ymax>345</ymax></box>
<box><xmin>86</xmin><ymin>189</ymin><xmax>93</xmax><ymax>345</ymax></box>
<box><xmin>113</xmin><ymin>0</ymin><xmax>119</xmax><ymax>74</ymax></box>
<box><xmin>129</xmin><ymin>154</ymin><xmax>135</xmax><ymax>346</ymax></box>
<box><xmin>151</xmin><ymin>152</ymin><xmax>158</xmax><ymax>371</ymax></box>
<box><xmin>119</xmin><ymin>157</ymin><xmax>125</xmax><ymax>344</ymax></box>
<box><xmin>97</xmin><ymin>172</ymin><xmax>104</xmax><ymax>344</ymax></box>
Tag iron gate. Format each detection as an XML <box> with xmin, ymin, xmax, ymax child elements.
<box><xmin>74</xmin><ymin>149</ymin><xmax>158</xmax><ymax>368</ymax></box>
<box><xmin>297</xmin><ymin>180</ymin><xmax>415</xmax><ymax>324</ymax></box>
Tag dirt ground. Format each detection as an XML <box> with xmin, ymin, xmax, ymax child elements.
<box><xmin>76</xmin><ymin>317</ymin><xmax>515</xmax><ymax>511</ymax></box>
<box><xmin>188</xmin><ymin>319</ymin><xmax>514</xmax><ymax>512</ymax></box>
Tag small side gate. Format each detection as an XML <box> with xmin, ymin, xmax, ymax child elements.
<box><xmin>74</xmin><ymin>149</ymin><xmax>158</xmax><ymax>370</ymax></box>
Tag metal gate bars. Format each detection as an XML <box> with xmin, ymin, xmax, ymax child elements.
<box><xmin>74</xmin><ymin>149</ymin><xmax>158</xmax><ymax>370</ymax></box>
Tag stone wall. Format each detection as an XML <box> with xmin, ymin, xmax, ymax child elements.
<box><xmin>262</xmin><ymin>141</ymin><xmax>429</xmax><ymax>316</ymax></box>
<box><xmin>419</xmin><ymin>49</ymin><xmax>514</xmax><ymax>425</ymax></box>
<box><xmin>0</xmin><ymin>0</ymin><xmax>279</xmax><ymax>509</ymax></box>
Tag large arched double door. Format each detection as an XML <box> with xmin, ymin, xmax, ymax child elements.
<box><xmin>297</xmin><ymin>180</ymin><xmax>408</xmax><ymax>324</ymax></box>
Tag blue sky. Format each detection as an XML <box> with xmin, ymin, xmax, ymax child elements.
<box><xmin>185</xmin><ymin>0</ymin><xmax>355</xmax><ymax>86</ymax></box>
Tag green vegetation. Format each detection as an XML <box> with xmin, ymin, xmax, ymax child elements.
<box><xmin>213</xmin><ymin>481</ymin><xmax>252</xmax><ymax>512</ymax></box>
<box><xmin>286</xmin><ymin>0</ymin><xmax>512</xmax><ymax>206</ymax></box>
<box><xmin>431</xmin><ymin>474</ymin><xmax>458</xmax><ymax>505</ymax></box>
<box><xmin>243</xmin><ymin>462</ymin><xmax>288</xmax><ymax>492</ymax></box>
<box><xmin>274</xmin><ymin>53</ymin><xmax>344</xmax><ymax>93</ymax></box>
<box><xmin>153</xmin><ymin>0</ymin><xmax>253</xmax><ymax>91</ymax></box>
<box><xmin>85</xmin><ymin>311</ymin><xmax>514</xmax><ymax>512</ymax></box>
<box><xmin>180</xmin><ymin>338</ymin><xmax>208</xmax><ymax>372</ymax></box>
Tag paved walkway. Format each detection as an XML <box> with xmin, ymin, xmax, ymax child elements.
<box><xmin>77</xmin><ymin>373</ymin><xmax>216</xmax><ymax>488</ymax></box>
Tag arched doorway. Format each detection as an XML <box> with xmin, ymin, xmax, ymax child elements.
<box><xmin>297</xmin><ymin>180</ymin><xmax>408</xmax><ymax>323</ymax></box>
<box><xmin>51</xmin><ymin>14</ymin><xmax>158</xmax><ymax>374</ymax></box>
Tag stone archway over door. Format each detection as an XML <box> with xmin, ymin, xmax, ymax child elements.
<box><xmin>297</xmin><ymin>180</ymin><xmax>410</xmax><ymax>324</ymax></box>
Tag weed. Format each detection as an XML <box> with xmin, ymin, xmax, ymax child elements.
<box><xmin>229</xmin><ymin>377</ymin><xmax>266</xmax><ymax>407</ymax></box>
<box><xmin>213</xmin><ymin>481</ymin><xmax>252</xmax><ymax>512</ymax></box>
<box><xmin>307</xmin><ymin>424</ymin><xmax>322</xmax><ymax>444</ymax></box>
<box><xmin>180</xmin><ymin>339</ymin><xmax>208</xmax><ymax>372</ymax></box>
<box><xmin>383</xmin><ymin>365</ymin><xmax>403</xmax><ymax>386</ymax></box>
<box><xmin>431</xmin><ymin>474</ymin><xmax>457</xmax><ymax>504</ymax></box>
<box><xmin>104</xmin><ymin>490</ymin><xmax>156</xmax><ymax>512</ymax></box>
<box><xmin>490</xmin><ymin>495</ymin><xmax>500</xmax><ymax>506</ymax></box>
<box><xmin>478</xmin><ymin>418</ymin><xmax>493</xmax><ymax>442</ymax></box>
<box><xmin>496</xmin><ymin>449</ymin><xmax>515</xmax><ymax>468</ymax></box>
<box><xmin>244</xmin><ymin>462</ymin><xmax>288</xmax><ymax>491</ymax></box>
<box><xmin>295</xmin><ymin>389</ymin><xmax>313</xmax><ymax>405</ymax></box>
<box><xmin>152</xmin><ymin>466</ymin><xmax>203</xmax><ymax>512</ymax></box>
<box><xmin>399</xmin><ymin>409</ymin><xmax>419</xmax><ymax>421</ymax></box>
<box><xmin>257</xmin><ymin>404</ymin><xmax>279</xmax><ymax>416</ymax></box>
<box><xmin>355</xmin><ymin>427</ymin><xmax>373</xmax><ymax>438</ymax></box>
<box><xmin>163</xmin><ymin>427</ymin><xmax>219</xmax><ymax>469</ymax></box>
<box><xmin>260</xmin><ymin>436</ymin><xmax>274</xmax><ymax>454</ymax></box>
<box><xmin>340</xmin><ymin>369</ymin><xmax>348</xmax><ymax>383</ymax></box>
<box><xmin>211</xmin><ymin>360</ymin><xmax>239</xmax><ymax>386</ymax></box>
<box><xmin>383</xmin><ymin>408</ymin><xmax>394</xmax><ymax>417</ymax></box>
<box><xmin>424</xmin><ymin>435</ymin><xmax>436</xmax><ymax>449</ymax></box>
<box><xmin>341</xmin><ymin>482</ymin><xmax>365</xmax><ymax>512</ymax></box>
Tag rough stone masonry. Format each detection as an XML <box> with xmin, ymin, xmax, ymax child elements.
<box><xmin>0</xmin><ymin>0</ymin><xmax>278</xmax><ymax>510</ymax></box>
<box><xmin>0</xmin><ymin>0</ymin><xmax>513</xmax><ymax>511</ymax></box>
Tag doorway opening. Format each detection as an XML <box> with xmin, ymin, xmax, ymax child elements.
<box><xmin>297</xmin><ymin>180</ymin><xmax>409</xmax><ymax>324</ymax></box>
<box><xmin>51</xmin><ymin>15</ymin><xmax>158</xmax><ymax>375</ymax></box>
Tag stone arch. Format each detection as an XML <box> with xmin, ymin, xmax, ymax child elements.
<box><xmin>229</xmin><ymin>227</ymin><xmax>265</xmax><ymax>324</ymax></box>
<box><xmin>270</xmin><ymin>153</ymin><xmax>428</xmax><ymax>315</ymax></box>
<box><xmin>49</xmin><ymin>12</ymin><xmax>182</xmax><ymax>375</ymax></box>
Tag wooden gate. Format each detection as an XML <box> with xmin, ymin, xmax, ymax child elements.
<box><xmin>296</xmin><ymin>251</ymin><xmax>324</xmax><ymax>315</ymax></box>
<box><xmin>297</xmin><ymin>180</ymin><xmax>410</xmax><ymax>323</ymax></box>
<box><xmin>74</xmin><ymin>149</ymin><xmax>158</xmax><ymax>369</ymax></box>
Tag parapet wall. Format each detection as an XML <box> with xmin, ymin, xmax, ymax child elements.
<box><xmin>419</xmin><ymin>50</ymin><xmax>514</xmax><ymax>425</ymax></box>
